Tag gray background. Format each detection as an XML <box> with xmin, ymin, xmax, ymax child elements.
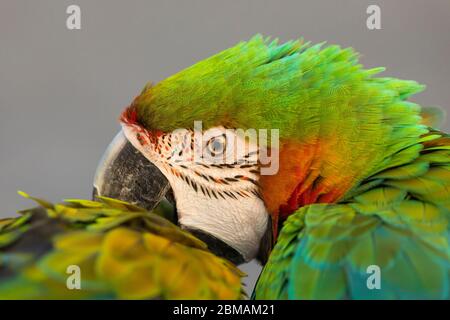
<box><xmin>1</xmin><ymin>0</ymin><xmax>449</xmax><ymax>292</ymax></box>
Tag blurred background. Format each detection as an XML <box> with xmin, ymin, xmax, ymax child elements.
<box><xmin>1</xmin><ymin>0</ymin><xmax>449</xmax><ymax>292</ymax></box>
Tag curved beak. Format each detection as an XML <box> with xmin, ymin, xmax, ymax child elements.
<box><xmin>93</xmin><ymin>131</ymin><xmax>170</xmax><ymax>210</ymax></box>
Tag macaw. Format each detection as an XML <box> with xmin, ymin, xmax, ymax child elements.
<box><xmin>1</xmin><ymin>35</ymin><xmax>449</xmax><ymax>300</ymax></box>
<box><xmin>104</xmin><ymin>35</ymin><xmax>449</xmax><ymax>299</ymax></box>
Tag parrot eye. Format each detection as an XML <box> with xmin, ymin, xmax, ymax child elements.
<box><xmin>206</xmin><ymin>134</ymin><xmax>227</xmax><ymax>157</ymax></box>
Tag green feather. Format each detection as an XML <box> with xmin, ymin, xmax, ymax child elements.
<box><xmin>131</xmin><ymin>35</ymin><xmax>435</xmax><ymax>194</ymax></box>
<box><xmin>255</xmin><ymin>132</ymin><xmax>450</xmax><ymax>300</ymax></box>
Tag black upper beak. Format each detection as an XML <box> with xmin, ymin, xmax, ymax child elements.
<box><xmin>93</xmin><ymin>131</ymin><xmax>170</xmax><ymax>210</ymax></box>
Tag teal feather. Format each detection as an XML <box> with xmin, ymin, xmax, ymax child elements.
<box><xmin>254</xmin><ymin>132</ymin><xmax>450</xmax><ymax>300</ymax></box>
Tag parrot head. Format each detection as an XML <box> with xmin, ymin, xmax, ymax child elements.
<box><xmin>93</xmin><ymin>119</ymin><xmax>271</xmax><ymax>265</ymax></box>
<box><xmin>93</xmin><ymin>36</ymin><xmax>284</xmax><ymax>264</ymax></box>
<box><xmin>93</xmin><ymin>35</ymin><xmax>426</xmax><ymax>264</ymax></box>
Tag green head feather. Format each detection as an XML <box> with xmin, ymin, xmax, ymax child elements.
<box><xmin>132</xmin><ymin>34</ymin><xmax>424</xmax><ymax>137</ymax></box>
<box><xmin>130</xmin><ymin>35</ymin><xmax>430</xmax><ymax>185</ymax></box>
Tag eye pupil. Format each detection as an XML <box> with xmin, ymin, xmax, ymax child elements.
<box><xmin>212</xmin><ymin>140</ymin><xmax>222</xmax><ymax>151</ymax></box>
<box><xmin>207</xmin><ymin>136</ymin><xmax>226</xmax><ymax>156</ymax></box>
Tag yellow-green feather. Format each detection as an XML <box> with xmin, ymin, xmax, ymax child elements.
<box><xmin>0</xmin><ymin>194</ymin><xmax>244</xmax><ymax>299</ymax></box>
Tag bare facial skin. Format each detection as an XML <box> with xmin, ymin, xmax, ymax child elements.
<box><xmin>121</xmin><ymin>123</ymin><xmax>270</xmax><ymax>261</ymax></box>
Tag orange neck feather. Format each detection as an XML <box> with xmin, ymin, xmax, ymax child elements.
<box><xmin>259</xmin><ymin>139</ymin><xmax>356</xmax><ymax>240</ymax></box>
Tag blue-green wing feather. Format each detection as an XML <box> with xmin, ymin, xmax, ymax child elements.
<box><xmin>254</xmin><ymin>132</ymin><xmax>450</xmax><ymax>299</ymax></box>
